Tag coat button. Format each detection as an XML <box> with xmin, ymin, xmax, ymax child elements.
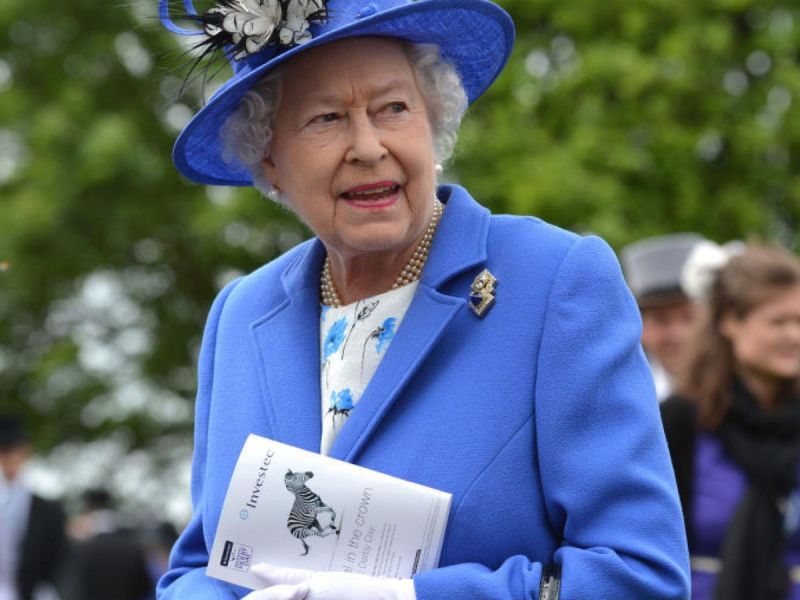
<box><xmin>356</xmin><ymin>4</ymin><xmax>378</xmax><ymax>18</ymax></box>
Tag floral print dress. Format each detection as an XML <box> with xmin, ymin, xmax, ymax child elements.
<box><xmin>319</xmin><ymin>282</ymin><xmax>418</xmax><ymax>455</ymax></box>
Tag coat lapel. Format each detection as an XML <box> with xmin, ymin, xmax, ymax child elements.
<box><xmin>329</xmin><ymin>185</ymin><xmax>491</xmax><ymax>462</ymax></box>
<box><xmin>250</xmin><ymin>240</ymin><xmax>326</xmax><ymax>453</ymax></box>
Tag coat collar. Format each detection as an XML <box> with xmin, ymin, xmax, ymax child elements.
<box><xmin>250</xmin><ymin>184</ymin><xmax>490</xmax><ymax>460</ymax></box>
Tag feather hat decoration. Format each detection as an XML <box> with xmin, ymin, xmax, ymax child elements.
<box><xmin>160</xmin><ymin>0</ymin><xmax>329</xmax><ymax>90</ymax></box>
<box><xmin>190</xmin><ymin>0</ymin><xmax>328</xmax><ymax>61</ymax></box>
<box><xmin>197</xmin><ymin>0</ymin><xmax>285</xmax><ymax>61</ymax></box>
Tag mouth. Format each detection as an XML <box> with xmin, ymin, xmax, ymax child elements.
<box><xmin>340</xmin><ymin>182</ymin><xmax>400</xmax><ymax>208</ymax></box>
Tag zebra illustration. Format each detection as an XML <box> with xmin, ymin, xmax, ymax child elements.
<box><xmin>284</xmin><ymin>470</ymin><xmax>339</xmax><ymax>555</ymax></box>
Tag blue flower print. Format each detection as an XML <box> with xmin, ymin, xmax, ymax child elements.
<box><xmin>323</xmin><ymin>317</ymin><xmax>348</xmax><ymax>360</ymax></box>
<box><xmin>328</xmin><ymin>388</ymin><xmax>354</xmax><ymax>415</ymax></box>
<box><xmin>375</xmin><ymin>317</ymin><xmax>397</xmax><ymax>354</ymax></box>
<box><xmin>340</xmin><ymin>300</ymin><xmax>379</xmax><ymax>359</ymax></box>
<box><xmin>320</xmin><ymin>304</ymin><xmax>331</xmax><ymax>321</ymax></box>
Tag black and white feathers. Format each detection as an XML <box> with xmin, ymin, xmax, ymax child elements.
<box><xmin>191</xmin><ymin>0</ymin><xmax>328</xmax><ymax>61</ymax></box>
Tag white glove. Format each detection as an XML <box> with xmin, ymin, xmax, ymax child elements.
<box><xmin>241</xmin><ymin>563</ymin><xmax>416</xmax><ymax>600</ymax></box>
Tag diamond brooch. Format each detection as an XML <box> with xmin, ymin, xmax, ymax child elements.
<box><xmin>469</xmin><ymin>269</ymin><xmax>497</xmax><ymax>317</ymax></box>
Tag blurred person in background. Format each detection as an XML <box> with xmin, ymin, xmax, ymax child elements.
<box><xmin>61</xmin><ymin>488</ymin><xmax>153</xmax><ymax>600</ymax></box>
<box><xmin>622</xmin><ymin>233</ymin><xmax>704</xmax><ymax>401</ymax></box>
<box><xmin>0</xmin><ymin>415</ymin><xmax>67</xmax><ymax>600</ymax></box>
<box><xmin>661</xmin><ymin>243</ymin><xmax>800</xmax><ymax>600</ymax></box>
<box><xmin>140</xmin><ymin>521</ymin><xmax>178</xmax><ymax>599</ymax></box>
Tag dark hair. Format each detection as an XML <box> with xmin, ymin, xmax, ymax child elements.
<box><xmin>81</xmin><ymin>488</ymin><xmax>116</xmax><ymax>511</ymax></box>
<box><xmin>679</xmin><ymin>244</ymin><xmax>800</xmax><ymax>429</ymax></box>
<box><xmin>0</xmin><ymin>414</ymin><xmax>31</xmax><ymax>450</ymax></box>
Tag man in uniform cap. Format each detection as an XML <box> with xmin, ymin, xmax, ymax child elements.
<box><xmin>0</xmin><ymin>415</ymin><xmax>67</xmax><ymax>600</ymax></box>
<box><xmin>621</xmin><ymin>233</ymin><xmax>704</xmax><ymax>401</ymax></box>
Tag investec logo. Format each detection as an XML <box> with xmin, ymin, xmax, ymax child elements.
<box><xmin>239</xmin><ymin>449</ymin><xmax>275</xmax><ymax>520</ymax></box>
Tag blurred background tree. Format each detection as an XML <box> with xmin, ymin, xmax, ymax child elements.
<box><xmin>0</xmin><ymin>0</ymin><xmax>798</xmax><ymax>523</ymax></box>
<box><xmin>465</xmin><ymin>0</ymin><xmax>800</xmax><ymax>244</ymax></box>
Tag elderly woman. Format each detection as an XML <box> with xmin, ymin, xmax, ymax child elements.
<box><xmin>157</xmin><ymin>0</ymin><xmax>690</xmax><ymax>598</ymax></box>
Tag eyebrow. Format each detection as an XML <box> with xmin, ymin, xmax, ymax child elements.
<box><xmin>304</xmin><ymin>79</ymin><xmax>417</xmax><ymax>105</ymax></box>
<box><xmin>370</xmin><ymin>79</ymin><xmax>417</xmax><ymax>97</ymax></box>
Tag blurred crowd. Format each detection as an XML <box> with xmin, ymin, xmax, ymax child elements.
<box><xmin>0</xmin><ymin>415</ymin><xmax>177</xmax><ymax>600</ymax></box>
<box><xmin>623</xmin><ymin>235</ymin><xmax>800</xmax><ymax>600</ymax></box>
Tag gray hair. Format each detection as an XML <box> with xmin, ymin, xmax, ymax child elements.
<box><xmin>220</xmin><ymin>41</ymin><xmax>469</xmax><ymax>202</ymax></box>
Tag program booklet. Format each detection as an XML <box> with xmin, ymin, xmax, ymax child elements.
<box><xmin>207</xmin><ymin>434</ymin><xmax>452</xmax><ymax>590</ymax></box>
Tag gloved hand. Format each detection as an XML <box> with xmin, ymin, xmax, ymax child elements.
<box><xmin>241</xmin><ymin>563</ymin><xmax>417</xmax><ymax>600</ymax></box>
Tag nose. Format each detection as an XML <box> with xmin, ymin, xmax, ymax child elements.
<box><xmin>789</xmin><ymin>319</ymin><xmax>800</xmax><ymax>343</ymax></box>
<box><xmin>344</xmin><ymin>113</ymin><xmax>387</xmax><ymax>166</ymax></box>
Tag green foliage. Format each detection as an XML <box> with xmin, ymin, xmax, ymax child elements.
<box><xmin>457</xmin><ymin>0</ymin><xmax>800</xmax><ymax>247</ymax></box>
<box><xmin>0</xmin><ymin>0</ymin><xmax>798</xmax><ymax>515</ymax></box>
<box><xmin>0</xmin><ymin>0</ymin><xmax>304</xmax><ymax>515</ymax></box>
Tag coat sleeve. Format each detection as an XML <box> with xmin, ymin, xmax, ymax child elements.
<box><xmin>157</xmin><ymin>278</ymin><xmax>245</xmax><ymax>600</ymax></box>
<box><xmin>413</xmin><ymin>235</ymin><xmax>690</xmax><ymax>599</ymax></box>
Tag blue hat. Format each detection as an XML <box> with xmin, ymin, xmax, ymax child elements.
<box><xmin>161</xmin><ymin>0</ymin><xmax>515</xmax><ymax>186</ymax></box>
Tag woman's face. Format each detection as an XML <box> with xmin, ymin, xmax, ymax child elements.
<box><xmin>722</xmin><ymin>284</ymin><xmax>800</xmax><ymax>382</ymax></box>
<box><xmin>263</xmin><ymin>37</ymin><xmax>437</xmax><ymax>264</ymax></box>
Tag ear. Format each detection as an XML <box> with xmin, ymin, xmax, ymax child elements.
<box><xmin>262</xmin><ymin>155</ymin><xmax>280</xmax><ymax>190</ymax></box>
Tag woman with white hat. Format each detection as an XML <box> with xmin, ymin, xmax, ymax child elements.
<box><xmin>156</xmin><ymin>0</ymin><xmax>690</xmax><ymax>597</ymax></box>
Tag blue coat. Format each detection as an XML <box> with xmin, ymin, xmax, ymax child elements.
<box><xmin>158</xmin><ymin>185</ymin><xmax>690</xmax><ymax>599</ymax></box>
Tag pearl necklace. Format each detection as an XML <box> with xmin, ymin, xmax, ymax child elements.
<box><xmin>320</xmin><ymin>199</ymin><xmax>444</xmax><ymax>308</ymax></box>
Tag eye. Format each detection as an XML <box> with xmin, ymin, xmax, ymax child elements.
<box><xmin>385</xmin><ymin>101</ymin><xmax>408</xmax><ymax>114</ymax></box>
<box><xmin>310</xmin><ymin>112</ymin><xmax>340</xmax><ymax>125</ymax></box>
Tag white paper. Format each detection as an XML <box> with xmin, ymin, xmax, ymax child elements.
<box><xmin>207</xmin><ymin>434</ymin><xmax>451</xmax><ymax>589</ymax></box>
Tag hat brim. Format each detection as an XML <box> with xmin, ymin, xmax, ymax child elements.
<box><xmin>173</xmin><ymin>0</ymin><xmax>514</xmax><ymax>186</ymax></box>
<box><xmin>637</xmin><ymin>288</ymin><xmax>692</xmax><ymax>310</ymax></box>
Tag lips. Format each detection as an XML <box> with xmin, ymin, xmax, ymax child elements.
<box><xmin>340</xmin><ymin>182</ymin><xmax>400</xmax><ymax>202</ymax></box>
